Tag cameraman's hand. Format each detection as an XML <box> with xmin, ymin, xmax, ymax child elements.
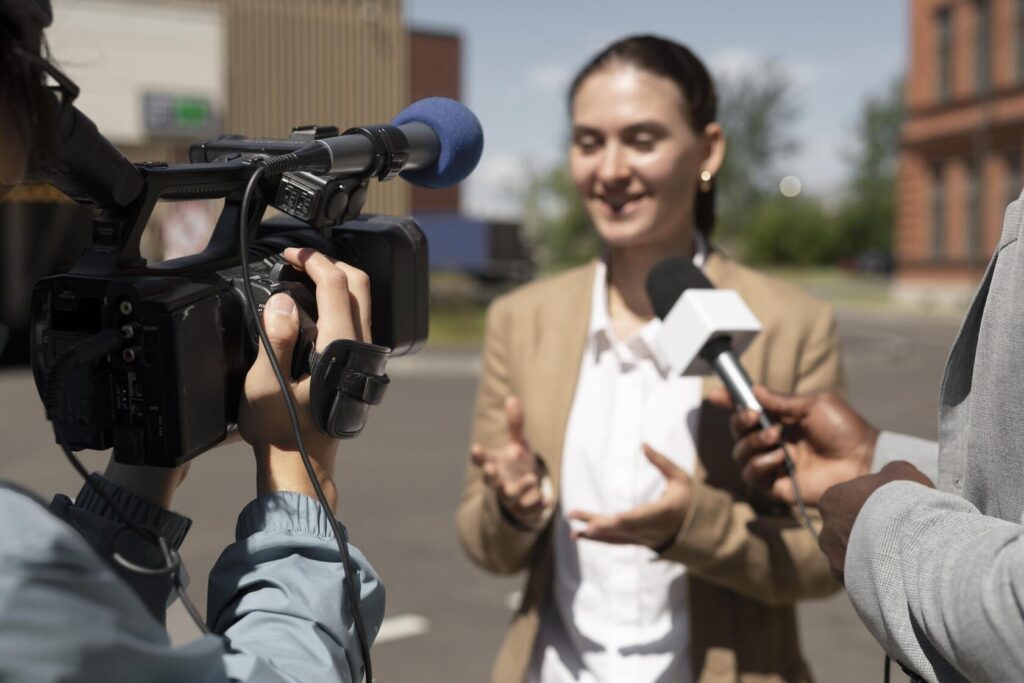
<box><xmin>711</xmin><ymin>386</ymin><xmax>878</xmax><ymax>506</ymax></box>
<box><xmin>470</xmin><ymin>396</ymin><xmax>552</xmax><ymax>529</ymax></box>
<box><xmin>238</xmin><ymin>248</ymin><xmax>371</xmax><ymax>511</ymax></box>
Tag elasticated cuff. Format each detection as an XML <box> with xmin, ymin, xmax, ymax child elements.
<box><xmin>236</xmin><ymin>491</ymin><xmax>348</xmax><ymax>541</ymax></box>
<box><xmin>74</xmin><ymin>473</ymin><xmax>192</xmax><ymax>550</ymax></box>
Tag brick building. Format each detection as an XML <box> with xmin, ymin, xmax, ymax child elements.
<box><xmin>897</xmin><ymin>0</ymin><xmax>1024</xmax><ymax>303</ymax></box>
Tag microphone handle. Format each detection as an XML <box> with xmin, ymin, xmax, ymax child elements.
<box><xmin>711</xmin><ymin>350</ymin><xmax>773</xmax><ymax>430</ymax></box>
<box><xmin>306</xmin><ymin>122</ymin><xmax>440</xmax><ymax>175</ymax></box>
<box><xmin>398</xmin><ymin>122</ymin><xmax>441</xmax><ymax>169</ymax></box>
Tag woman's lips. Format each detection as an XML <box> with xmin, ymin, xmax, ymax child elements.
<box><xmin>595</xmin><ymin>194</ymin><xmax>646</xmax><ymax>218</ymax></box>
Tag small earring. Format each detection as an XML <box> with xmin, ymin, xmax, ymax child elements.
<box><xmin>699</xmin><ymin>170</ymin><xmax>713</xmax><ymax>193</ymax></box>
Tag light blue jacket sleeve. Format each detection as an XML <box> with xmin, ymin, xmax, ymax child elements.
<box><xmin>210</xmin><ymin>492</ymin><xmax>385</xmax><ymax>682</ymax></box>
<box><xmin>845</xmin><ymin>481</ymin><xmax>1024</xmax><ymax>682</ymax></box>
<box><xmin>0</xmin><ymin>483</ymin><xmax>384</xmax><ymax>683</ymax></box>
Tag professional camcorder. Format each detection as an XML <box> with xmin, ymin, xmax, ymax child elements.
<box><xmin>27</xmin><ymin>92</ymin><xmax>483</xmax><ymax>468</ymax></box>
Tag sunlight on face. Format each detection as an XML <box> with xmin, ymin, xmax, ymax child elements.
<box><xmin>570</xmin><ymin>63</ymin><xmax>710</xmax><ymax>250</ymax></box>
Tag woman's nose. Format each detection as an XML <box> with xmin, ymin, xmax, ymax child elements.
<box><xmin>596</xmin><ymin>144</ymin><xmax>630</xmax><ymax>184</ymax></box>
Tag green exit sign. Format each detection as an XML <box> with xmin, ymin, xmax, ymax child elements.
<box><xmin>144</xmin><ymin>93</ymin><xmax>219</xmax><ymax>137</ymax></box>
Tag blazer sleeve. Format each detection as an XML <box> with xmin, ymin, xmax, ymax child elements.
<box><xmin>455</xmin><ymin>298</ymin><xmax>545</xmax><ymax>575</ymax></box>
<box><xmin>845</xmin><ymin>481</ymin><xmax>1024</xmax><ymax>682</ymax></box>
<box><xmin>659</xmin><ymin>303</ymin><xmax>842</xmax><ymax>606</ymax></box>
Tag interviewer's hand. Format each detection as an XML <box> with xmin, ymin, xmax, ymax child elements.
<box><xmin>471</xmin><ymin>396</ymin><xmax>551</xmax><ymax>529</ymax></box>
<box><xmin>819</xmin><ymin>461</ymin><xmax>934</xmax><ymax>583</ymax></box>
<box><xmin>569</xmin><ymin>444</ymin><xmax>690</xmax><ymax>550</ymax></box>
<box><xmin>710</xmin><ymin>386</ymin><xmax>878</xmax><ymax>506</ymax></box>
<box><xmin>238</xmin><ymin>248</ymin><xmax>372</xmax><ymax>511</ymax></box>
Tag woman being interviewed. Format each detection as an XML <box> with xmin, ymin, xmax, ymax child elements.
<box><xmin>457</xmin><ymin>35</ymin><xmax>842</xmax><ymax>683</ymax></box>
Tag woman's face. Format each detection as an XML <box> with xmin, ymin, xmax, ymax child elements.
<box><xmin>569</xmin><ymin>63</ymin><xmax>723</xmax><ymax>249</ymax></box>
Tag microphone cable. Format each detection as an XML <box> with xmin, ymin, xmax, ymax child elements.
<box><xmin>240</xmin><ymin>165</ymin><xmax>375</xmax><ymax>682</ymax></box>
<box><xmin>780</xmin><ymin>442</ymin><xmax>818</xmax><ymax>541</ymax></box>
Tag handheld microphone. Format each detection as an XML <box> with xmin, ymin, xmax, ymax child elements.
<box><xmin>646</xmin><ymin>257</ymin><xmax>769</xmax><ymax>427</ymax></box>
<box><xmin>261</xmin><ymin>97</ymin><xmax>484</xmax><ymax>187</ymax></box>
<box><xmin>646</xmin><ymin>257</ymin><xmax>821</xmax><ymax>538</ymax></box>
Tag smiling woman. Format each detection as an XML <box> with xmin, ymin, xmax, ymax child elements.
<box><xmin>456</xmin><ymin>35</ymin><xmax>845</xmax><ymax>683</ymax></box>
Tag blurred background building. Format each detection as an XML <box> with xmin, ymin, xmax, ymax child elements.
<box><xmin>896</xmin><ymin>0</ymin><xmax>1024</xmax><ymax>304</ymax></box>
<box><xmin>0</xmin><ymin>0</ymin><xmax>529</xmax><ymax>362</ymax></box>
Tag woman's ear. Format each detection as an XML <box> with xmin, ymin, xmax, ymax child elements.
<box><xmin>701</xmin><ymin>122</ymin><xmax>726</xmax><ymax>177</ymax></box>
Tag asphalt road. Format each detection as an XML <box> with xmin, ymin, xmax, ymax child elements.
<box><xmin>0</xmin><ymin>308</ymin><xmax>960</xmax><ymax>682</ymax></box>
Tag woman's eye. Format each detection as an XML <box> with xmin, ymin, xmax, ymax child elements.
<box><xmin>574</xmin><ymin>134</ymin><xmax>601</xmax><ymax>153</ymax></box>
<box><xmin>631</xmin><ymin>135</ymin><xmax>656</xmax><ymax>151</ymax></box>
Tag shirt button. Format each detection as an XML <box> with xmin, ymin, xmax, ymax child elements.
<box><xmin>954</xmin><ymin>477</ymin><xmax>963</xmax><ymax>488</ymax></box>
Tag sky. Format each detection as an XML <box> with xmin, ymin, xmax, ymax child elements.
<box><xmin>406</xmin><ymin>0</ymin><xmax>907</xmax><ymax>220</ymax></box>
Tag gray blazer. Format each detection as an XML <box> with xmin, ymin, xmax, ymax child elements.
<box><xmin>846</xmin><ymin>194</ymin><xmax>1024</xmax><ymax>682</ymax></box>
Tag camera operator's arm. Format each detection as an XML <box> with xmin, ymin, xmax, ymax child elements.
<box><xmin>47</xmin><ymin>464</ymin><xmax>193</xmax><ymax>623</ymax></box>
<box><xmin>209</xmin><ymin>248</ymin><xmax>384</xmax><ymax>683</ymax></box>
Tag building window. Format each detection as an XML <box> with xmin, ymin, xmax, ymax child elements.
<box><xmin>967</xmin><ymin>160</ymin><xmax>983</xmax><ymax>262</ymax></box>
<box><xmin>1008</xmin><ymin>151</ymin><xmax>1022</xmax><ymax>208</ymax></box>
<box><xmin>1018</xmin><ymin>0</ymin><xmax>1024</xmax><ymax>82</ymax></box>
<box><xmin>932</xmin><ymin>163</ymin><xmax>946</xmax><ymax>258</ymax></box>
<box><xmin>937</xmin><ymin>7</ymin><xmax>953</xmax><ymax>103</ymax></box>
<box><xmin>976</xmin><ymin>0</ymin><xmax>991</xmax><ymax>94</ymax></box>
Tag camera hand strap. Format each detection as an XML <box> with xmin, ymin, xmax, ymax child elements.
<box><xmin>308</xmin><ymin>340</ymin><xmax>391</xmax><ymax>438</ymax></box>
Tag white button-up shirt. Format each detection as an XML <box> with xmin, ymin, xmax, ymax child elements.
<box><xmin>529</xmin><ymin>240</ymin><xmax>708</xmax><ymax>683</ymax></box>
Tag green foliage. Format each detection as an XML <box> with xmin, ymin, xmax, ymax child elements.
<box><xmin>737</xmin><ymin>76</ymin><xmax>903</xmax><ymax>265</ymax></box>
<box><xmin>834</xmin><ymin>78</ymin><xmax>903</xmax><ymax>257</ymax></box>
<box><xmin>743</xmin><ymin>196</ymin><xmax>839</xmax><ymax>265</ymax></box>
<box><xmin>714</xmin><ymin>64</ymin><xmax>800</xmax><ymax>243</ymax></box>
<box><xmin>521</xmin><ymin>163</ymin><xmax>601</xmax><ymax>269</ymax></box>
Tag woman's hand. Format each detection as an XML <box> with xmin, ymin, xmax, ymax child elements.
<box><xmin>568</xmin><ymin>444</ymin><xmax>691</xmax><ymax>550</ymax></box>
<box><xmin>470</xmin><ymin>396</ymin><xmax>551</xmax><ymax>529</ymax></box>
<box><xmin>238</xmin><ymin>248</ymin><xmax>372</xmax><ymax>511</ymax></box>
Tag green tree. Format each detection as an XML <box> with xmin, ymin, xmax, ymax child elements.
<box><xmin>714</xmin><ymin>63</ymin><xmax>800</xmax><ymax>245</ymax></box>
<box><xmin>520</xmin><ymin>162</ymin><xmax>600</xmax><ymax>269</ymax></box>
<box><xmin>743</xmin><ymin>196</ymin><xmax>838</xmax><ymax>265</ymax></box>
<box><xmin>834</xmin><ymin>79</ymin><xmax>904</xmax><ymax>259</ymax></box>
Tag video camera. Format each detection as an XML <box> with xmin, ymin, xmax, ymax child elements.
<box><xmin>27</xmin><ymin>94</ymin><xmax>483</xmax><ymax>468</ymax></box>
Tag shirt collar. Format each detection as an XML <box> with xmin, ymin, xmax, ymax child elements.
<box><xmin>587</xmin><ymin>233</ymin><xmax>710</xmax><ymax>368</ymax></box>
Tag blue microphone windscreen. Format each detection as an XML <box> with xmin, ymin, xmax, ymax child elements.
<box><xmin>392</xmin><ymin>97</ymin><xmax>484</xmax><ymax>188</ymax></box>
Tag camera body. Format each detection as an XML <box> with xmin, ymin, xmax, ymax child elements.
<box><xmin>31</xmin><ymin>125</ymin><xmax>429</xmax><ymax>467</ymax></box>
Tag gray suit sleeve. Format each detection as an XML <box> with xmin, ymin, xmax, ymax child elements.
<box><xmin>872</xmin><ymin>431</ymin><xmax>939</xmax><ymax>483</ymax></box>
<box><xmin>845</xmin><ymin>480</ymin><xmax>1024</xmax><ymax>682</ymax></box>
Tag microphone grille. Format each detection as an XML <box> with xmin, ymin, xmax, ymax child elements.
<box><xmin>645</xmin><ymin>257</ymin><xmax>715</xmax><ymax>320</ymax></box>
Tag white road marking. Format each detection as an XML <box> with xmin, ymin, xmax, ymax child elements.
<box><xmin>376</xmin><ymin>613</ymin><xmax>431</xmax><ymax>644</ymax></box>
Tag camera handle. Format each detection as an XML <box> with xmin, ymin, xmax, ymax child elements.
<box><xmin>70</xmin><ymin>160</ymin><xmax>266</xmax><ymax>277</ymax></box>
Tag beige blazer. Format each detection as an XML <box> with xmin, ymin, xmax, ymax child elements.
<box><xmin>457</xmin><ymin>251</ymin><xmax>844</xmax><ymax>683</ymax></box>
